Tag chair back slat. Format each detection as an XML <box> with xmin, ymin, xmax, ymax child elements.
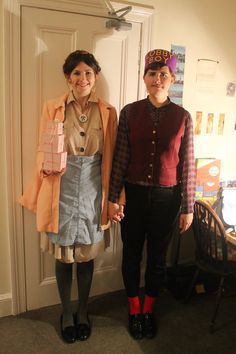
<box><xmin>193</xmin><ymin>200</ymin><xmax>229</xmax><ymax>266</ymax></box>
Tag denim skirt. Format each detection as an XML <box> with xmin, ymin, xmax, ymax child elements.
<box><xmin>47</xmin><ymin>154</ymin><xmax>104</xmax><ymax>247</ymax></box>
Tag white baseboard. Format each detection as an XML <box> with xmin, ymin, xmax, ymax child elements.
<box><xmin>0</xmin><ymin>293</ymin><xmax>12</xmax><ymax>317</ymax></box>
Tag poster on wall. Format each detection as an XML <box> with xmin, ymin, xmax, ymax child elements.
<box><xmin>194</xmin><ymin>111</ymin><xmax>203</xmax><ymax>135</ymax></box>
<box><xmin>218</xmin><ymin>113</ymin><xmax>225</xmax><ymax>135</ymax></box>
<box><xmin>196</xmin><ymin>59</ymin><xmax>219</xmax><ymax>100</ymax></box>
<box><xmin>226</xmin><ymin>81</ymin><xmax>236</xmax><ymax>97</ymax></box>
<box><xmin>194</xmin><ymin>111</ymin><xmax>226</xmax><ymax>135</ymax></box>
<box><xmin>206</xmin><ymin>113</ymin><xmax>214</xmax><ymax>134</ymax></box>
<box><xmin>195</xmin><ymin>158</ymin><xmax>221</xmax><ymax>202</ymax></box>
<box><xmin>169</xmin><ymin>44</ymin><xmax>186</xmax><ymax>106</ymax></box>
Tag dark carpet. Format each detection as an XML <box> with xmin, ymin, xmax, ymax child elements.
<box><xmin>0</xmin><ymin>287</ymin><xmax>236</xmax><ymax>354</ymax></box>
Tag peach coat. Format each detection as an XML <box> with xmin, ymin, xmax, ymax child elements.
<box><xmin>20</xmin><ymin>92</ymin><xmax>122</xmax><ymax>233</ymax></box>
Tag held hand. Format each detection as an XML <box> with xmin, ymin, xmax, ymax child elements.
<box><xmin>179</xmin><ymin>213</ymin><xmax>193</xmax><ymax>234</ymax></box>
<box><xmin>108</xmin><ymin>201</ymin><xmax>125</xmax><ymax>223</ymax></box>
<box><xmin>42</xmin><ymin>167</ymin><xmax>66</xmax><ymax>177</ymax></box>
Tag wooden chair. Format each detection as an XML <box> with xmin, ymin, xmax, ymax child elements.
<box><xmin>185</xmin><ymin>200</ymin><xmax>236</xmax><ymax>333</ymax></box>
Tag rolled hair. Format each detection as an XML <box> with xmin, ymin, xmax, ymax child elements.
<box><xmin>63</xmin><ymin>50</ymin><xmax>101</xmax><ymax>75</ymax></box>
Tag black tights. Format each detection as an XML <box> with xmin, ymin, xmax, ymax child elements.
<box><xmin>55</xmin><ymin>259</ymin><xmax>94</xmax><ymax>328</ymax></box>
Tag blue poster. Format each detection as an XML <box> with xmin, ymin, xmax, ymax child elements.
<box><xmin>169</xmin><ymin>44</ymin><xmax>186</xmax><ymax>106</ymax></box>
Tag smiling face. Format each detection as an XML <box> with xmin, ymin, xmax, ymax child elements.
<box><xmin>143</xmin><ymin>65</ymin><xmax>175</xmax><ymax>100</ymax></box>
<box><xmin>66</xmin><ymin>61</ymin><xmax>97</xmax><ymax>99</ymax></box>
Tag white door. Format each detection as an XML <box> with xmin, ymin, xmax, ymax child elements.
<box><xmin>21</xmin><ymin>6</ymin><xmax>141</xmax><ymax>310</ymax></box>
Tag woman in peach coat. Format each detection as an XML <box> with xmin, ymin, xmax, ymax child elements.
<box><xmin>20</xmin><ymin>50</ymin><xmax>121</xmax><ymax>343</ymax></box>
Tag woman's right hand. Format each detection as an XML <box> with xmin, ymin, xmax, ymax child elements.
<box><xmin>41</xmin><ymin>167</ymin><xmax>66</xmax><ymax>177</ymax></box>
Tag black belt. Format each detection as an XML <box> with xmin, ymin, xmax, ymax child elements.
<box><xmin>126</xmin><ymin>181</ymin><xmax>178</xmax><ymax>189</ymax></box>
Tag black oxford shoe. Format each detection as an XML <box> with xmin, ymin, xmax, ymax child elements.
<box><xmin>60</xmin><ymin>315</ymin><xmax>76</xmax><ymax>344</ymax></box>
<box><xmin>128</xmin><ymin>313</ymin><xmax>143</xmax><ymax>340</ymax></box>
<box><xmin>143</xmin><ymin>312</ymin><xmax>157</xmax><ymax>339</ymax></box>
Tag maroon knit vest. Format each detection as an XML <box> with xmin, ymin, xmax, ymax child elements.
<box><xmin>126</xmin><ymin>99</ymin><xmax>187</xmax><ymax>186</ymax></box>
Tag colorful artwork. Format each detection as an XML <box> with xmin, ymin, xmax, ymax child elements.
<box><xmin>194</xmin><ymin>111</ymin><xmax>203</xmax><ymax>135</ymax></box>
<box><xmin>206</xmin><ymin>113</ymin><xmax>214</xmax><ymax>134</ymax></box>
<box><xmin>218</xmin><ymin>113</ymin><xmax>225</xmax><ymax>135</ymax></box>
<box><xmin>169</xmin><ymin>44</ymin><xmax>186</xmax><ymax>106</ymax></box>
<box><xmin>195</xmin><ymin>158</ymin><xmax>221</xmax><ymax>202</ymax></box>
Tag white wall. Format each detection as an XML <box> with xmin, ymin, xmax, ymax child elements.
<box><xmin>1</xmin><ymin>0</ymin><xmax>236</xmax><ymax>316</ymax></box>
<box><xmin>138</xmin><ymin>0</ymin><xmax>236</xmax><ymax>181</ymax></box>
<box><xmin>117</xmin><ymin>0</ymin><xmax>236</xmax><ymax>182</ymax></box>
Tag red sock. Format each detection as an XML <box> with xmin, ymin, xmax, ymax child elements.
<box><xmin>143</xmin><ymin>294</ymin><xmax>156</xmax><ymax>313</ymax></box>
<box><xmin>128</xmin><ymin>296</ymin><xmax>141</xmax><ymax>315</ymax></box>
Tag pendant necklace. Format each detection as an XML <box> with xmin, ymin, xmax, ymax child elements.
<box><xmin>79</xmin><ymin>113</ymin><xmax>88</xmax><ymax>123</ymax></box>
<box><xmin>77</xmin><ymin>101</ymin><xmax>91</xmax><ymax>124</ymax></box>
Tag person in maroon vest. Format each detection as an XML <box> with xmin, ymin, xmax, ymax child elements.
<box><xmin>108</xmin><ymin>49</ymin><xmax>196</xmax><ymax>340</ymax></box>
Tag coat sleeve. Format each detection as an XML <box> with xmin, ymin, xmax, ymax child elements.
<box><xmin>19</xmin><ymin>102</ymin><xmax>50</xmax><ymax>212</ymax></box>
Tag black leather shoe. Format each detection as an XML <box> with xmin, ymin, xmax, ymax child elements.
<box><xmin>143</xmin><ymin>312</ymin><xmax>157</xmax><ymax>339</ymax></box>
<box><xmin>128</xmin><ymin>314</ymin><xmax>143</xmax><ymax>340</ymax></box>
<box><xmin>60</xmin><ymin>315</ymin><xmax>76</xmax><ymax>343</ymax></box>
<box><xmin>76</xmin><ymin>316</ymin><xmax>91</xmax><ymax>341</ymax></box>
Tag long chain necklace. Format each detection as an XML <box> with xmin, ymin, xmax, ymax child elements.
<box><xmin>77</xmin><ymin>101</ymin><xmax>91</xmax><ymax>124</ymax></box>
<box><xmin>72</xmin><ymin>88</ymin><xmax>92</xmax><ymax>123</ymax></box>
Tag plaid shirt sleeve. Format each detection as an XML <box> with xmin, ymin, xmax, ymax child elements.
<box><xmin>108</xmin><ymin>106</ymin><xmax>130</xmax><ymax>202</ymax></box>
<box><xmin>179</xmin><ymin>112</ymin><xmax>196</xmax><ymax>214</ymax></box>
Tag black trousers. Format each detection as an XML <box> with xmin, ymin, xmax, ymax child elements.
<box><xmin>121</xmin><ymin>182</ymin><xmax>181</xmax><ymax>297</ymax></box>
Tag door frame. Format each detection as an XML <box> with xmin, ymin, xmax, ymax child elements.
<box><xmin>3</xmin><ymin>0</ymin><xmax>153</xmax><ymax>314</ymax></box>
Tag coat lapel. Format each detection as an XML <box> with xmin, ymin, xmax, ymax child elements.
<box><xmin>53</xmin><ymin>93</ymin><xmax>68</xmax><ymax>122</ymax></box>
<box><xmin>98</xmin><ymin>98</ymin><xmax>110</xmax><ymax>138</ymax></box>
